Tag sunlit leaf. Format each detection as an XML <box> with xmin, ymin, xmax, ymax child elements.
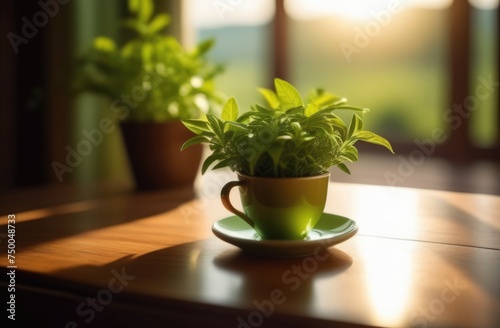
<box><xmin>148</xmin><ymin>14</ymin><xmax>170</xmax><ymax>34</ymax></box>
<box><xmin>258</xmin><ymin>88</ymin><xmax>280</xmax><ymax>109</ymax></box>
<box><xmin>310</xmin><ymin>91</ymin><xmax>340</xmax><ymax>107</ymax></box>
<box><xmin>221</xmin><ymin>97</ymin><xmax>238</xmax><ymax>121</ymax></box>
<box><xmin>305</xmin><ymin>103</ymin><xmax>318</xmax><ymax>117</ymax></box>
<box><xmin>178</xmin><ymin>79</ymin><xmax>394</xmax><ymax>177</ymax></box>
<box><xmin>354</xmin><ymin>131</ymin><xmax>395</xmax><ymax>153</ymax></box>
<box><xmin>333</xmin><ymin>105</ymin><xmax>370</xmax><ymax>112</ymax></box>
<box><xmin>347</xmin><ymin>114</ymin><xmax>363</xmax><ymax>139</ymax></box>
<box><xmin>138</xmin><ymin>0</ymin><xmax>153</xmax><ymax>23</ymax></box>
<box><xmin>182</xmin><ymin>119</ymin><xmax>210</xmax><ymax>134</ymax></box>
<box><xmin>93</xmin><ymin>37</ymin><xmax>116</xmax><ymax>52</ymax></box>
<box><xmin>274</xmin><ymin>78</ymin><xmax>303</xmax><ymax>110</ymax></box>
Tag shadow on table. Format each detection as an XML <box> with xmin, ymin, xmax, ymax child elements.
<box><xmin>30</xmin><ymin>238</ymin><xmax>352</xmax><ymax>326</ymax></box>
<box><xmin>431</xmin><ymin>197</ymin><xmax>500</xmax><ymax>306</ymax></box>
<box><xmin>0</xmin><ymin>187</ymin><xmax>197</xmax><ymax>252</ymax></box>
<box><xmin>213</xmin><ymin>247</ymin><xmax>353</xmax><ymax>308</ymax></box>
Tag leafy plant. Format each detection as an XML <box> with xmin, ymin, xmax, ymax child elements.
<box><xmin>182</xmin><ymin>78</ymin><xmax>394</xmax><ymax>177</ymax></box>
<box><xmin>75</xmin><ymin>0</ymin><xmax>224</xmax><ymax>122</ymax></box>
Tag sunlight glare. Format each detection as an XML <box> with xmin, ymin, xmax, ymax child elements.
<box><xmin>352</xmin><ymin>188</ymin><xmax>418</xmax><ymax>325</ymax></box>
<box><xmin>187</xmin><ymin>0</ymin><xmax>275</xmax><ymax>28</ymax></box>
<box><xmin>14</xmin><ymin>201</ymin><xmax>95</xmax><ymax>223</ymax></box>
<box><xmin>469</xmin><ymin>0</ymin><xmax>499</xmax><ymax>9</ymax></box>
<box><xmin>286</xmin><ymin>0</ymin><xmax>396</xmax><ymax>21</ymax></box>
<box><xmin>352</xmin><ymin>187</ymin><xmax>419</xmax><ymax>238</ymax></box>
<box><xmin>360</xmin><ymin>238</ymin><xmax>415</xmax><ymax>325</ymax></box>
<box><xmin>285</xmin><ymin>0</ymin><xmax>454</xmax><ymax>21</ymax></box>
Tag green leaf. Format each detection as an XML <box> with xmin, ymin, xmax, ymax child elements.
<box><xmin>308</xmin><ymin>106</ymin><xmax>339</xmax><ymax>119</ymax></box>
<box><xmin>206</xmin><ymin>114</ymin><xmax>225</xmax><ymax>141</ymax></box>
<box><xmin>337</xmin><ymin>163</ymin><xmax>351</xmax><ymax>174</ymax></box>
<box><xmin>286</xmin><ymin>107</ymin><xmax>305</xmax><ymax>116</ymax></box>
<box><xmin>225</xmin><ymin>121</ymin><xmax>250</xmax><ymax>133</ymax></box>
<box><xmin>276</xmin><ymin>135</ymin><xmax>292</xmax><ymax>141</ymax></box>
<box><xmin>236</xmin><ymin>111</ymin><xmax>258</xmax><ymax>123</ymax></box>
<box><xmin>138</xmin><ymin>0</ymin><xmax>153</xmax><ymax>23</ymax></box>
<box><xmin>247</xmin><ymin>149</ymin><xmax>264</xmax><ymax>176</ymax></box>
<box><xmin>93</xmin><ymin>37</ymin><xmax>116</xmax><ymax>52</ymax></box>
<box><xmin>258</xmin><ymin>88</ymin><xmax>280</xmax><ymax>109</ymax></box>
<box><xmin>324</xmin><ymin>116</ymin><xmax>347</xmax><ymax>139</ymax></box>
<box><xmin>221</xmin><ymin>97</ymin><xmax>238</xmax><ymax>121</ymax></box>
<box><xmin>120</xmin><ymin>39</ymin><xmax>140</xmax><ymax>57</ymax></box>
<box><xmin>305</xmin><ymin>103</ymin><xmax>318</xmax><ymax>117</ymax></box>
<box><xmin>181</xmin><ymin>135</ymin><xmax>209</xmax><ymax>151</ymax></box>
<box><xmin>347</xmin><ymin>114</ymin><xmax>363</xmax><ymax>139</ymax></box>
<box><xmin>252</xmin><ymin>104</ymin><xmax>275</xmax><ymax>115</ymax></box>
<box><xmin>290</xmin><ymin>122</ymin><xmax>302</xmax><ymax>138</ymax></box>
<box><xmin>266</xmin><ymin>142</ymin><xmax>285</xmax><ymax>175</ymax></box>
<box><xmin>354</xmin><ymin>131</ymin><xmax>394</xmax><ymax>153</ymax></box>
<box><xmin>141</xmin><ymin>42</ymin><xmax>154</xmax><ymax>62</ymax></box>
<box><xmin>332</xmin><ymin>105</ymin><xmax>370</xmax><ymax>112</ymax></box>
<box><xmin>311</xmin><ymin>92</ymin><xmax>339</xmax><ymax>107</ymax></box>
<box><xmin>202</xmin><ymin>153</ymin><xmax>222</xmax><ymax>174</ymax></box>
<box><xmin>274</xmin><ymin>78</ymin><xmax>303</xmax><ymax>111</ymax></box>
<box><xmin>340</xmin><ymin>145</ymin><xmax>358</xmax><ymax>162</ymax></box>
<box><xmin>212</xmin><ymin>158</ymin><xmax>235</xmax><ymax>170</ymax></box>
<box><xmin>332</xmin><ymin>98</ymin><xmax>348</xmax><ymax>106</ymax></box>
<box><xmin>128</xmin><ymin>0</ymin><xmax>140</xmax><ymax>13</ymax></box>
<box><xmin>195</xmin><ymin>39</ymin><xmax>215</xmax><ymax>56</ymax></box>
<box><xmin>182</xmin><ymin>119</ymin><xmax>210</xmax><ymax>134</ymax></box>
<box><xmin>148</xmin><ymin>14</ymin><xmax>170</xmax><ymax>34</ymax></box>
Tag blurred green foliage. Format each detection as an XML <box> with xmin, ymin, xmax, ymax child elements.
<box><xmin>76</xmin><ymin>0</ymin><xmax>224</xmax><ymax>122</ymax></box>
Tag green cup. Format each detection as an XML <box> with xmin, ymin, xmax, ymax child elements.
<box><xmin>220</xmin><ymin>173</ymin><xmax>330</xmax><ymax>240</ymax></box>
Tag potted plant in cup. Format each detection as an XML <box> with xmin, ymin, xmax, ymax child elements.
<box><xmin>76</xmin><ymin>0</ymin><xmax>224</xmax><ymax>189</ymax></box>
<box><xmin>182</xmin><ymin>78</ymin><xmax>393</xmax><ymax>241</ymax></box>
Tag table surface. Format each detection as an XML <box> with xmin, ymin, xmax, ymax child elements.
<box><xmin>1</xmin><ymin>172</ymin><xmax>499</xmax><ymax>328</ymax></box>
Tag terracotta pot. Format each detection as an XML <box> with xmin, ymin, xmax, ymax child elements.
<box><xmin>120</xmin><ymin>121</ymin><xmax>202</xmax><ymax>190</ymax></box>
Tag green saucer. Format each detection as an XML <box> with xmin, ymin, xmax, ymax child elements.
<box><xmin>212</xmin><ymin>213</ymin><xmax>358</xmax><ymax>258</ymax></box>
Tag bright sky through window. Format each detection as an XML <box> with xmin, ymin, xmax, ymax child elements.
<box><xmin>285</xmin><ymin>0</ymin><xmax>499</xmax><ymax>21</ymax></box>
<box><xmin>187</xmin><ymin>0</ymin><xmax>498</xmax><ymax>27</ymax></box>
<box><xmin>469</xmin><ymin>0</ymin><xmax>499</xmax><ymax>9</ymax></box>
<box><xmin>187</xmin><ymin>0</ymin><xmax>275</xmax><ymax>28</ymax></box>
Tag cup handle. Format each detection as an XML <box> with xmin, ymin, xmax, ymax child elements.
<box><xmin>221</xmin><ymin>181</ymin><xmax>254</xmax><ymax>227</ymax></box>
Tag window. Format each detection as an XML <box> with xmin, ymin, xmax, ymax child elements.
<box><xmin>187</xmin><ymin>0</ymin><xmax>499</xmax><ymax>162</ymax></box>
<box><xmin>470</xmin><ymin>2</ymin><xmax>498</xmax><ymax>148</ymax></box>
<box><xmin>286</xmin><ymin>0</ymin><xmax>450</xmax><ymax>143</ymax></box>
<box><xmin>186</xmin><ymin>0</ymin><xmax>275</xmax><ymax>110</ymax></box>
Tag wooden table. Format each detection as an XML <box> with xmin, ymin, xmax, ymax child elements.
<box><xmin>1</xmin><ymin>172</ymin><xmax>499</xmax><ymax>327</ymax></box>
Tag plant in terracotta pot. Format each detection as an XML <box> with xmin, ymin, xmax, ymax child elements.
<box><xmin>76</xmin><ymin>0</ymin><xmax>224</xmax><ymax>189</ymax></box>
<box><xmin>182</xmin><ymin>78</ymin><xmax>393</xmax><ymax>240</ymax></box>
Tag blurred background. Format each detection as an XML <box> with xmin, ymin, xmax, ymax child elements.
<box><xmin>1</xmin><ymin>0</ymin><xmax>498</xmax><ymax>194</ymax></box>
